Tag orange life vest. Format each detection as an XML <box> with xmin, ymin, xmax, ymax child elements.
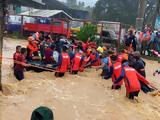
<box><xmin>142</xmin><ymin>31</ymin><xmax>151</xmax><ymax>41</ymax></box>
<box><xmin>57</xmin><ymin>52</ymin><xmax>70</xmax><ymax>73</ymax></box>
<box><xmin>27</xmin><ymin>43</ymin><xmax>39</xmax><ymax>57</ymax></box>
<box><xmin>90</xmin><ymin>53</ymin><xmax>100</xmax><ymax>66</ymax></box>
<box><xmin>112</xmin><ymin>62</ymin><xmax>123</xmax><ymax>86</ymax></box>
<box><xmin>122</xmin><ymin>53</ymin><xmax>128</xmax><ymax>60</ymax></box>
<box><xmin>79</xmin><ymin>57</ymin><xmax>90</xmax><ymax>72</ymax></box>
<box><xmin>117</xmin><ymin>53</ymin><xmax>128</xmax><ymax>63</ymax></box>
<box><xmin>123</xmin><ymin>67</ymin><xmax>141</xmax><ymax>93</ymax></box>
<box><xmin>72</xmin><ymin>53</ymin><xmax>82</xmax><ymax>71</ymax></box>
<box><xmin>108</xmin><ymin>57</ymin><xmax>112</xmax><ymax>67</ymax></box>
<box><xmin>117</xmin><ymin>55</ymin><xmax>123</xmax><ymax>63</ymax></box>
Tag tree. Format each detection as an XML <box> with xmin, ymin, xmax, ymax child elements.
<box><xmin>144</xmin><ymin>0</ymin><xmax>160</xmax><ymax>27</ymax></box>
<box><xmin>65</xmin><ymin>0</ymin><xmax>93</xmax><ymax>19</ymax></box>
<box><xmin>86</xmin><ymin>6</ymin><xmax>93</xmax><ymax>19</ymax></box>
<box><xmin>77</xmin><ymin>23</ymin><xmax>97</xmax><ymax>42</ymax></box>
<box><xmin>66</xmin><ymin>0</ymin><xmax>77</xmax><ymax>9</ymax></box>
<box><xmin>78</xmin><ymin>1</ymin><xmax>85</xmax><ymax>10</ymax></box>
<box><xmin>93</xmin><ymin>0</ymin><xmax>138</xmax><ymax>25</ymax></box>
<box><xmin>0</xmin><ymin>0</ymin><xmax>6</xmax><ymax>91</ymax></box>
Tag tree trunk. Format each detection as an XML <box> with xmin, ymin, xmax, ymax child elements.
<box><xmin>0</xmin><ymin>0</ymin><xmax>5</xmax><ymax>91</ymax></box>
<box><xmin>152</xmin><ymin>0</ymin><xmax>160</xmax><ymax>28</ymax></box>
<box><xmin>135</xmin><ymin>0</ymin><xmax>146</xmax><ymax>31</ymax></box>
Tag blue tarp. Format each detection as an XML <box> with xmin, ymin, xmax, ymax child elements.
<box><xmin>6</xmin><ymin>24</ymin><xmax>21</xmax><ymax>32</ymax></box>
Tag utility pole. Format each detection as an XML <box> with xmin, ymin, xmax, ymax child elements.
<box><xmin>0</xmin><ymin>0</ymin><xmax>6</xmax><ymax>91</ymax></box>
<box><xmin>135</xmin><ymin>0</ymin><xmax>146</xmax><ymax>31</ymax></box>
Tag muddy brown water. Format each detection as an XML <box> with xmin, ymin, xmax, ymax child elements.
<box><xmin>0</xmin><ymin>38</ymin><xmax>160</xmax><ymax>120</ymax></box>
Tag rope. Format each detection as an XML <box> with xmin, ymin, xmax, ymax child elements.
<box><xmin>150</xmin><ymin>50</ymin><xmax>160</xmax><ymax>58</ymax></box>
<box><xmin>0</xmin><ymin>56</ymin><xmax>56</xmax><ymax>72</ymax></box>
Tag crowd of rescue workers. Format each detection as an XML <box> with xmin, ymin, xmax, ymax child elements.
<box><xmin>13</xmin><ymin>25</ymin><xmax>160</xmax><ymax>100</ymax></box>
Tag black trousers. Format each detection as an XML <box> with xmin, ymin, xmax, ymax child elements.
<box><xmin>128</xmin><ymin>91</ymin><xmax>140</xmax><ymax>99</ymax></box>
<box><xmin>111</xmin><ymin>85</ymin><xmax>121</xmax><ymax>90</ymax></box>
<box><xmin>14</xmin><ymin>70</ymin><xmax>24</xmax><ymax>81</ymax></box>
<box><xmin>140</xmin><ymin>81</ymin><xmax>155</xmax><ymax>93</ymax></box>
<box><xmin>72</xmin><ymin>70</ymin><xmax>78</xmax><ymax>75</ymax></box>
<box><xmin>55</xmin><ymin>72</ymin><xmax>65</xmax><ymax>77</ymax></box>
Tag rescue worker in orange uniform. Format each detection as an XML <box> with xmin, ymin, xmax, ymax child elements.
<box><xmin>14</xmin><ymin>48</ymin><xmax>28</xmax><ymax>81</ymax></box>
<box><xmin>71</xmin><ymin>50</ymin><xmax>83</xmax><ymax>75</ymax></box>
<box><xmin>89</xmin><ymin>48</ymin><xmax>100</xmax><ymax>66</ymax></box>
<box><xmin>54</xmin><ymin>46</ymin><xmax>70</xmax><ymax>77</ymax></box>
<box><xmin>113</xmin><ymin>60</ymin><xmax>154</xmax><ymax>99</ymax></box>
<box><xmin>96</xmin><ymin>51</ymin><xmax>111</xmax><ymax>79</ymax></box>
<box><xmin>32</xmin><ymin>31</ymin><xmax>44</xmax><ymax>42</ymax></box>
<box><xmin>117</xmin><ymin>49</ymin><xmax>128</xmax><ymax>63</ymax></box>
<box><xmin>13</xmin><ymin>45</ymin><xmax>21</xmax><ymax>68</ymax></box>
<box><xmin>110</xmin><ymin>55</ymin><xmax>123</xmax><ymax>89</ymax></box>
<box><xmin>27</xmin><ymin>37</ymin><xmax>39</xmax><ymax>61</ymax></box>
<box><xmin>79</xmin><ymin>52</ymin><xmax>90</xmax><ymax>72</ymax></box>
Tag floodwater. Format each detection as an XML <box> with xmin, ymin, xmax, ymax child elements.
<box><xmin>0</xmin><ymin>38</ymin><xmax>160</xmax><ymax>120</ymax></box>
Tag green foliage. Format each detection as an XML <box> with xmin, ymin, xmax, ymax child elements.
<box><xmin>77</xmin><ymin>23</ymin><xmax>97</xmax><ymax>42</ymax></box>
<box><xmin>9</xmin><ymin>31</ymin><xmax>26</xmax><ymax>39</ymax></box>
<box><xmin>92</xmin><ymin>36</ymin><xmax>102</xmax><ymax>46</ymax></box>
<box><xmin>93</xmin><ymin>0</ymin><xmax>139</xmax><ymax>25</ymax></box>
<box><xmin>66</xmin><ymin>0</ymin><xmax>93</xmax><ymax>18</ymax></box>
<box><xmin>117</xmin><ymin>43</ymin><xmax>126</xmax><ymax>53</ymax></box>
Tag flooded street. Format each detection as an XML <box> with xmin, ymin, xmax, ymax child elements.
<box><xmin>0</xmin><ymin>38</ymin><xmax>160</xmax><ymax>120</ymax></box>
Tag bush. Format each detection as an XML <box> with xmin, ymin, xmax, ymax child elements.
<box><xmin>9</xmin><ymin>31</ymin><xmax>26</xmax><ymax>39</ymax></box>
<box><xmin>117</xmin><ymin>43</ymin><xmax>125</xmax><ymax>52</ymax></box>
<box><xmin>77</xmin><ymin>23</ymin><xmax>97</xmax><ymax>42</ymax></box>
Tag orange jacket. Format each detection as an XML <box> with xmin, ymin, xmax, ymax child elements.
<box><xmin>123</xmin><ymin>67</ymin><xmax>141</xmax><ymax>93</ymax></box>
<box><xmin>112</xmin><ymin>62</ymin><xmax>123</xmax><ymax>86</ymax></box>
<box><xmin>142</xmin><ymin>31</ymin><xmax>151</xmax><ymax>41</ymax></box>
<box><xmin>90</xmin><ymin>53</ymin><xmax>100</xmax><ymax>66</ymax></box>
<box><xmin>27</xmin><ymin>43</ymin><xmax>39</xmax><ymax>57</ymax></box>
<box><xmin>57</xmin><ymin>52</ymin><xmax>70</xmax><ymax>73</ymax></box>
<box><xmin>79</xmin><ymin>57</ymin><xmax>90</xmax><ymax>72</ymax></box>
<box><xmin>71</xmin><ymin>53</ymin><xmax>82</xmax><ymax>71</ymax></box>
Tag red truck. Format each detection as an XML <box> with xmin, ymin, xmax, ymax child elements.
<box><xmin>23</xmin><ymin>19</ymin><xmax>70</xmax><ymax>37</ymax></box>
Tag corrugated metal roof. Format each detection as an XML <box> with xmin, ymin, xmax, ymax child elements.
<box><xmin>32</xmin><ymin>0</ymin><xmax>45</xmax><ymax>5</ymax></box>
<box><xmin>20</xmin><ymin>9</ymin><xmax>73</xmax><ymax>19</ymax></box>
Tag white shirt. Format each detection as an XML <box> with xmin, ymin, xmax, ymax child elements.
<box><xmin>53</xmin><ymin>51</ymin><xmax>59</xmax><ymax>62</ymax></box>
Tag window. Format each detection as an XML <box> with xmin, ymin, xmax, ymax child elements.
<box><xmin>37</xmin><ymin>18</ymin><xmax>50</xmax><ymax>24</ymax></box>
<box><xmin>53</xmin><ymin>21</ymin><xmax>61</xmax><ymax>26</ymax></box>
<box><xmin>102</xmin><ymin>31</ymin><xmax>110</xmax><ymax>38</ymax></box>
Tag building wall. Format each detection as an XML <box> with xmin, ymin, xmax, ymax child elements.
<box><xmin>7</xmin><ymin>4</ymin><xmax>15</xmax><ymax>15</ymax></box>
<box><xmin>7</xmin><ymin>4</ymin><xmax>33</xmax><ymax>15</ymax></box>
<box><xmin>32</xmin><ymin>0</ymin><xmax>45</xmax><ymax>5</ymax></box>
